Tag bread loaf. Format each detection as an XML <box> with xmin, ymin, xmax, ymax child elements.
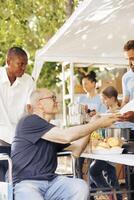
<box><xmin>97</xmin><ymin>141</ymin><xmax>110</xmax><ymax>149</ymax></box>
<box><xmin>107</xmin><ymin>137</ymin><xmax>120</xmax><ymax>147</ymax></box>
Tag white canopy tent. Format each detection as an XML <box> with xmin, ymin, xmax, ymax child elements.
<box><xmin>32</xmin><ymin>0</ymin><xmax>134</xmax><ymax>125</ymax></box>
<box><xmin>32</xmin><ymin>0</ymin><xmax>134</xmax><ymax>81</ymax></box>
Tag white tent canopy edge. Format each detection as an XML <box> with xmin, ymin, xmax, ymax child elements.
<box><xmin>32</xmin><ymin>0</ymin><xmax>134</xmax><ymax>81</ymax></box>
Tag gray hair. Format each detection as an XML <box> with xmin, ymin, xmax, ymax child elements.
<box><xmin>29</xmin><ymin>88</ymin><xmax>51</xmax><ymax>107</ymax></box>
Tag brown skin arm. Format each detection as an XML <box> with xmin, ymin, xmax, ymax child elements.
<box><xmin>119</xmin><ymin>111</ymin><xmax>134</xmax><ymax>123</ymax></box>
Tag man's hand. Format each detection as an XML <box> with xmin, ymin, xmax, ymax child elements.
<box><xmin>118</xmin><ymin>111</ymin><xmax>134</xmax><ymax>122</ymax></box>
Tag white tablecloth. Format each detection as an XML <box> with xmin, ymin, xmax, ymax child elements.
<box><xmin>81</xmin><ymin>153</ymin><xmax>134</xmax><ymax>166</ymax></box>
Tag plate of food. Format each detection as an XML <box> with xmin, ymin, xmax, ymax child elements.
<box><xmin>91</xmin><ymin>137</ymin><xmax>124</xmax><ymax>155</ymax></box>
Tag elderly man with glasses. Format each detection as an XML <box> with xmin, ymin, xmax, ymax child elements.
<box><xmin>11</xmin><ymin>88</ymin><xmax>119</xmax><ymax>200</ymax></box>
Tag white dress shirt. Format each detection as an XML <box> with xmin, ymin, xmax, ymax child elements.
<box><xmin>0</xmin><ymin>67</ymin><xmax>35</xmax><ymax>144</ymax></box>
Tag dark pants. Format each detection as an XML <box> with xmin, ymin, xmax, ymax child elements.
<box><xmin>75</xmin><ymin>157</ymin><xmax>85</xmax><ymax>179</ymax></box>
<box><xmin>0</xmin><ymin>145</ymin><xmax>11</xmax><ymax>182</ymax></box>
<box><xmin>90</xmin><ymin>160</ymin><xmax>122</xmax><ymax>200</ymax></box>
<box><xmin>126</xmin><ymin>130</ymin><xmax>134</xmax><ymax>199</ymax></box>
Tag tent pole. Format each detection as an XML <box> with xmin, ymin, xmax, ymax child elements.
<box><xmin>70</xmin><ymin>63</ymin><xmax>74</xmax><ymax>104</ymax></box>
<box><xmin>62</xmin><ymin>63</ymin><xmax>67</xmax><ymax>126</ymax></box>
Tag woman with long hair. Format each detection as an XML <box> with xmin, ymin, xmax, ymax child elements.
<box><xmin>102</xmin><ymin>86</ymin><xmax>120</xmax><ymax>112</ymax></box>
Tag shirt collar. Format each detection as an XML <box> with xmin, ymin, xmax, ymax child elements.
<box><xmin>0</xmin><ymin>67</ymin><xmax>10</xmax><ymax>83</ymax></box>
<box><xmin>0</xmin><ymin>66</ymin><xmax>21</xmax><ymax>85</ymax></box>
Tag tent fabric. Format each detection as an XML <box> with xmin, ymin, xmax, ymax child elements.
<box><xmin>32</xmin><ymin>0</ymin><xmax>134</xmax><ymax>81</ymax></box>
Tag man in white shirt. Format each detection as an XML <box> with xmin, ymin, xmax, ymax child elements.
<box><xmin>121</xmin><ymin>40</ymin><xmax>134</xmax><ymax>199</ymax></box>
<box><xmin>121</xmin><ymin>40</ymin><xmax>134</xmax><ymax>133</ymax></box>
<box><xmin>0</xmin><ymin>47</ymin><xmax>35</xmax><ymax>181</ymax></box>
<box><xmin>122</xmin><ymin>40</ymin><xmax>134</xmax><ymax>107</ymax></box>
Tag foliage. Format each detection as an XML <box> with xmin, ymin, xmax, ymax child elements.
<box><xmin>37</xmin><ymin>62</ymin><xmax>62</xmax><ymax>91</ymax></box>
<box><xmin>0</xmin><ymin>0</ymin><xmax>78</xmax><ymax>88</ymax></box>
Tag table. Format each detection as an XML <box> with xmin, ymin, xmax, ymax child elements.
<box><xmin>81</xmin><ymin>153</ymin><xmax>134</xmax><ymax>166</ymax></box>
<box><xmin>58</xmin><ymin>151</ymin><xmax>134</xmax><ymax>198</ymax></box>
<box><xmin>81</xmin><ymin>153</ymin><xmax>134</xmax><ymax>199</ymax></box>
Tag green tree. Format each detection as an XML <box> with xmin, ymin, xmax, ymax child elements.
<box><xmin>0</xmin><ymin>0</ymin><xmax>78</xmax><ymax>89</ymax></box>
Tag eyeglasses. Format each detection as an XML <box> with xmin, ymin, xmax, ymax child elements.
<box><xmin>39</xmin><ymin>95</ymin><xmax>57</xmax><ymax>102</ymax></box>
